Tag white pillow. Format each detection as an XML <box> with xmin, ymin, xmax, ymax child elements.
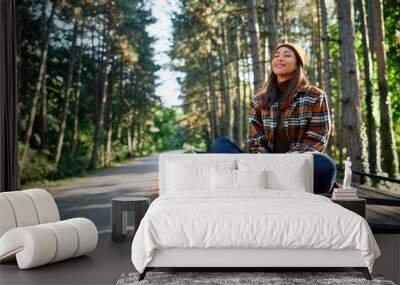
<box><xmin>167</xmin><ymin>162</ymin><xmax>209</xmax><ymax>191</ymax></box>
<box><xmin>211</xmin><ymin>168</ymin><xmax>236</xmax><ymax>190</ymax></box>
<box><xmin>211</xmin><ymin>168</ymin><xmax>268</xmax><ymax>191</ymax></box>
<box><xmin>266</xmin><ymin>161</ymin><xmax>308</xmax><ymax>191</ymax></box>
<box><xmin>237</xmin><ymin>158</ymin><xmax>310</xmax><ymax>192</ymax></box>
<box><xmin>167</xmin><ymin>160</ymin><xmax>236</xmax><ymax>192</ymax></box>
<box><xmin>236</xmin><ymin>169</ymin><xmax>267</xmax><ymax>189</ymax></box>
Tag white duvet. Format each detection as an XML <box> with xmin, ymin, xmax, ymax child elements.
<box><xmin>131</xmin><ymin>190</ymin><xmax>380</xmax><ymax>273</ymax></box>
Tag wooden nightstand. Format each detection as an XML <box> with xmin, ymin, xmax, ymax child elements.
<box><xmin>332</xmin><ymin>198</ymin><xmax>366</xmax><ymax>218</ymax></box>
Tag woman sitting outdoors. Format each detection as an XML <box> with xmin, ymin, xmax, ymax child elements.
<box><xmin>210</xmin><ymin>42</ymin><xmax>336</xmax><ymax>194</ymax></box>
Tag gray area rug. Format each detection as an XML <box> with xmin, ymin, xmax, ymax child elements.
<box><xmin>116</xmin><ymin>271</ymin><xmax>396</xmax><ymax>285</ymax></box>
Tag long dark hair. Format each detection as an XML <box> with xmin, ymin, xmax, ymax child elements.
<box><xmin>255</xmin><ymin>45</ymin><xmax>309</xmax><ymax>109</ymax></box>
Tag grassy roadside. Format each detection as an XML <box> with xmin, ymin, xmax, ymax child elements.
<box><xmin>19</xmin><ymin>154</ymin><xmax>149</xmax><ymax>193</ymax></box>
<box><xmin>19</xmin><ymin>149</ymin><xmax>188</xmax><ymax>193</ymax></box>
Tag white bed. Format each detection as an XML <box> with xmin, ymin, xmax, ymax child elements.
<box><xmin>131</xmin><ymin>154</ymin><xmax>380</xmax><ymax>280</ymax></box>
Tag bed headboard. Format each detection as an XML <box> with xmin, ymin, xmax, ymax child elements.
<box><xmin>158</xmin><ymin>153</ymin><xmax>314</xmax><ymax>195</ymax></box>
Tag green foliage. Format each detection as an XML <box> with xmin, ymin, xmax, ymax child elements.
<box><xmin>149</xmin><ymin>105</ymin><xmax>187</xmax><ymax>151</ymax></box>
<box><xmin>19</xmin><ymin>148</ymin><xmax>55</xmax><ymax>185</ymax></box>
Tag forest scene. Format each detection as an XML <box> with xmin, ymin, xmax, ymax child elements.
<box><xmin>17</xmin><ymin>0</ymin><xmax>399</xmax><ymax>193</ymax></box>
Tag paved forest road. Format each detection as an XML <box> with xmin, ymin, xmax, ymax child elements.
<box><xmin>52</xmin><ymin>150</ymin><xmax>182</xmax><ymax>232</ymax></box>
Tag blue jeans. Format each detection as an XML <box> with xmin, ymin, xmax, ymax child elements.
<box><xmin>209</xmin><ymin>137</ymin><xmax>336</xmax><ymax>194</ymax></box>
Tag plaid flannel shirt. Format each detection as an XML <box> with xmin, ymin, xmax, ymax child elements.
<box><xmin>247</xmin><ymin>86</ymin><xmax>331</xmax><ymax>153</ymax></box>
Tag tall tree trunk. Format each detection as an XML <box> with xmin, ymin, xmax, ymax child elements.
<box><xmin>263</xmin><ymin>0</ymin><xmax>278</xmax><ymax>60</ymax></box>
<box><xmin>105</xmin><ymin>105</ymin><xmax>113</xmax><ymax>165</ymax></box>
<box><xmin>234</xmin><ymin>26</ymin><xmax>243</xmax><ymax>147</ymax></box>
<box><xmin>203</xmin><ymin>76</ymin><xmax>213</xmax><ymax>147</ymax></box>
<box><xmin>206</xmin><ymin>56</ymin><xmax>217</xmax><ymax>140</ymax></box>
<box><xmin>40</xmin><ymin>62</ymin><xmax>49</xmax><ymax>151</ymax></box>
<box><xmin>39</xmin><ymin>0</ymin><xmax>48</xmax><ymax>152</ymax></box>
<box><xmin>20</xmin><ymin>1</ymin><xmax>56</xmax><ymax>172</ymax></box>
<box><xmin>54</xmin><ymin>19</ymin><xmax>79</xmax><ymax>169</ymax></box>
<box><xmin>217</xmin><ymin>34</ymin><xmax>227</xmax><ymax>137</ymax></box>
<box><xmin>259</xmin><ymin>13</ymin><xmax>266</xmax><ymax>75</ymax></box>
<box><xmin>116</xmin><ymin>63</ymin><xmax>124</xmax><ymax>143</ymax></box>
<box><xmin>136</xmin><ymin>122</ymin><xmax>143</xmax><ymax>155</ymax></box>
<box><xmin>209</xmin><ymin>39</ymin><xmax>223</xmax><ymax>138</ymax></box>
<box><xmin>242</xmin><ymin>26</ymin><xmax>251</xmax><ymax>149</ymax></box>
<box><xmin>205</xmin><ymin>86</ymin><xmax>214</xmax><ymax>144</ymax></box>
<box><xmin>320</xmin><ymin>0</ymin><xmax>332</xmax><ymax>100</ymax></box>
<box><xmin>242</xmin><ymin>59</ymin><xmax>249</xmax><ymax>149</ymax></box>
<box><xmin>105</xmin><ymin>61</ymin><xmax>114</xmax><ymax>166</ymax></box>
<box><xmin>367</xmin><ymin>0</ymin><xmax>375</xmax><ymax>61</ymax></box>
<box><xmin>336</xmin><ymin>0</ymin><xmax>364</xmax><ymax>179</ymax></box>
<box><xmin>280</xmin><ymin>0</ymin><xmax>287</xmax><ymax>42</ymax></box>
<box><xmin>140</xmin><ymin>123</ymin><xmax>146</xmax><ymax>154</ymax></box>
<box><xmin>126</xmin><ymin>113</ymin><xmax>133</xmax><ymax>156</ymax></box>
<box><xmin>89</xmin><ymin>20</ymin><xmax>112</xmax><ymax>169</ymax></box>
<box><xmin>140</xmin><ymin>127</ymin><xmax>146</xmax><ymax>155</ymax></box>
<box><xmin>310</xmin><ymin>27</ymin><xmax>317</xmax><ymax>84</ymax></box>
<box><xmin>320</xmin><ymin>0</ymin><xmax>334</xmax><ymax>156</ymax></box>
<box><xmin>316</xmin><ymin>0</ymin><xmax>323</xmax><ymax>89</ymax></box>
<box><xmin>355</xmin><ymin>0</ymin><xmax>379</xmax><ymax>175</ymax></box>
<box><xmin>243</xmin><ymin>40</ymin><xmax>251</xmax><ymax>150</ymax></box>
<box><xmin>221</xmin><ymin>26</ymin><xmax>233</xmax><ymax>140</ymax></box>
<box><xmin>246</xmin><ymin>0</ymin><xmax>264</xmax><ymax>92</ymax></box>
<box><xmin>130</xmin><ymin>122</ymin><xmax>136</xmax><ymax>154</ymax></box>
<box><xmin>70</xmin><ymin>25</ymin><xmax>85</xmax><ymax>158</ymax></box>
<box><xmin>370</xmin><ymin>0</ymin><xmax>399</xmax><ymax>177</ymax></box>
<box><xmin>94</xmin><ymin>30</ymin><xmax>105</xmax><ymax>167</ymax></box>
<box><xmin>336</xmin><ymin>57</ymin><xmax>343</xmax><ymax>166</ymax></box>
<box><xmin>87</xmin><ymin>16</ymin><xmax>97</xmax><ymax>165</ymax></box>
<box><xmin>274</xmin><ymin>0</ymin><xmax>280</xmax><ymax>40</ymax></box>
